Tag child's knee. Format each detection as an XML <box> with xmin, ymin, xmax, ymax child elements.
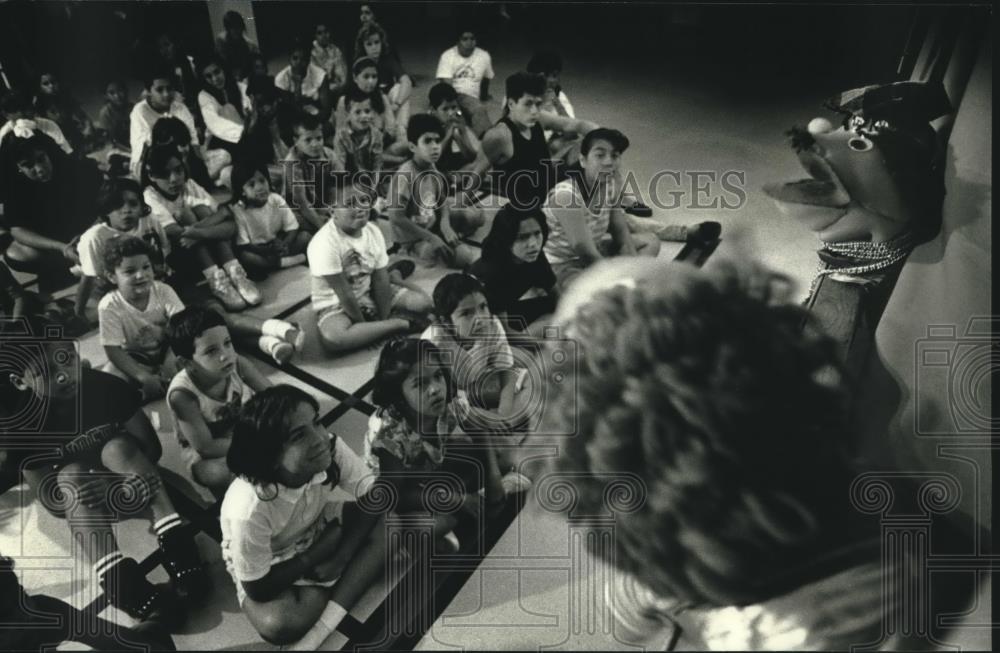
<box><xmin>100</xmin><ymin>435</ymin><xmax>145</xmax><ymax>468</ymax></box>
<box><xmin>253</xmin><ymin>607</ymin><xmax>312</xmax><ymax>645</ymax></box>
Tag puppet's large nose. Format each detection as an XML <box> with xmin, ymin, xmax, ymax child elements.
<box><xmin>807</xmin><ymin>117</ymin><xmax>835</xmax><ymax>136</ymax></box>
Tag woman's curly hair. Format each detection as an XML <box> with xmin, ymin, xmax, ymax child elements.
<box><xmin>546</xmin><ymin>259</ymin><xmax>858</xmax><ymax>608</ymax></box>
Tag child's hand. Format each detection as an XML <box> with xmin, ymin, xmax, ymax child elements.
<box><xmin>75</xmin><ymin>474</ymin><xmax>111</xmax><ymax>510</ymax></box>
<box><xmin>429</xmin><ymin>235</ymin><xmax>455</xmax><ymax>261</ymax></box>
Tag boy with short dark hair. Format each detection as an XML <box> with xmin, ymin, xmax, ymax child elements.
<box><xmin>166</xmin><ymin>306</ymin><xmax>271</xmax><ymax>497</ymax></box>
<box><xmin>96</xmin><ymin>79</ymin><xmax>132</xmax><ymax>151</ymax></box>
<box><xmin>428</xmin><ymin>82</ymin><xmax>481</xmax><ymax>176</ymax></box>
<box><xmin>386</xmin><ymin>113</ymin><xmax>484</xmax><ymax>268</ymax></box>
<box><xmin>331</xmin><ymin>86</ymin><xmax>385</xmax><ymax>177</ymax></box>
<box><xmin>435</xmin><ymin>27</ymin><xmax>494</xmax><ymax>136</ymax></box>
<box><xmin>308</xmin><ymin>184</ymin><xmax>432</xmax><ymax>353</ymax></box>
<box><xmin>129</xmin><ymin>64</ymin><xmax>199</xmax><ymax>178</ymax></box>
<box><xmin>1</xmin><ymin>315</ymin><xmax>208</xmax><ymax>624</ymax></box>
<box><xmin>422</xmin><ymin>272</ymin><xmax>528</xmax><ymax>417</ymax></box>
<box><xmin>282</xmin><ymin>111</ymin><xmax>337</xmax><ymax>232</ymax></box>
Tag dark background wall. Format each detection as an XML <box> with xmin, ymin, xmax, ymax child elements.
<box><xmin>1</xmin><ymin>1</ymin><xmax>919</xmax><ymax>101</ymax></box>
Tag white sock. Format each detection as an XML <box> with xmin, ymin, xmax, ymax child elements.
<box><xmin>153</xmin><ymin>512</ymin><xmax>184</xmax><ymax>536</ymax></box>
<box><xmin>262</xmin><ymin>318</ymin><xmax>293</xmax><ymax>339</ymax></box>
<box><xmin>93</xmin><ymin>550</ymin><xmax>124</xmax><ymax>580</ymax></box>
<box><xmin>281</xmin><ymin>602</ymin><xmax>347</xmax><ymax>650</ymax></box>
<box><xmin>203</xmin><ymin>265</ymin><xmax>220</xmax><ymax>281</ymax></box>
<box><xmin>222</xmin><ymin>259</ymin><xmax>242</xmax><ymax>275</ymax></box>
<box><xmin>280</xmin><ymin>253</ymin><xmax>307</xmax><ymax>268</ymax></box>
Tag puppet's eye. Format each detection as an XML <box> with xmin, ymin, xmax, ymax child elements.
<box><xmin>848</xmin><ymin>135</ymin><xmax>874</xmax><ymax>152</ymax></box>
<box><xmin>847</xmin><ymin>115</ymin><xmax>866</xmax><ymax>131</ymax></box>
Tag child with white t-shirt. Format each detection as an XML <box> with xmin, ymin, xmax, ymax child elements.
<box><xmin>230</xmin><ymin>161</ymin><xmax>310</xmax><ymax>278</ymax></box>
<box><xmin>75</xmin><ymin>177</ymin><xmax>172</xmax><ymax>322</ymax></box>
<box><xmin>435</xmin><ymin>28</ymin><xmax>494</xmax><ymax>137</ymax></box>
<box><xmin>98</xmin><ymin>236</ymin><xmax>185</xmax><ymax>402</ymax></box>
<box><xmin>142</xmin><ymin>142</ymin><xmax>261</xmax><ymax>312</ymax></box>
<box><xmin>221</xmin><ymin>385</ymin><xmax>392</xmax><ymax>648</ymax></box>
<box><xmin>308</xmin><ymin>184</ymin><xmax>432</xmax><ymax>354</ymax></box>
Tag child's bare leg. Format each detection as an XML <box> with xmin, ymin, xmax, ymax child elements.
<box><xmin>237</xmin><ymin>247</ymin><xmax>279</xmax><ymax>274</ymax></box>
<box><xmin>100</xmin><ymin>436</ymin><xmax>174</xmax><ymax>523</ymax></box>
<box><xmin>192</xmin><ymin>457</ymin><xmax>233</xmax><ymax>499</ymax></box>
<box><xmin>328</xmin><ymin>513</ymin><xmax>389</xmax><ymax>609</ymax></box>
<box><xmin>243</xmin><ymin>586</ymin><xmax>330</xmax><ymax>645</ymax></box>
<box><xmin>318</xmin><ymin>311</ymin><xmax>409</xmax><ymax>354</ymax></box>
<box><xmin>122</xmin><ymin>407</ymin><xmax>163</xmax><ymax>463</ymax></box>
<box><xmin>24</xmin><ymin>463</ymin><xmax>120</xmax><ymax>565</ymax></box>
<box><xmin>190</xmin><ymin>243</ymin><xmax>216</xmax><ymax>270</ymax></box>
<box><xmin>289</xmin><ymin>231</ymin><xmax>311</xmax><ymax>255</ymax></box>
<box><xmin>210</xmin><ymin>240</ymin><xmax>239</xmax><ymax>264</ymax></box>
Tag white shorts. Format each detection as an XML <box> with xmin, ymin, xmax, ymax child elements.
<box><xmin>316</xmin><ymin>286</ymin><xmax>407</xmax><ymax>328</ymax></box>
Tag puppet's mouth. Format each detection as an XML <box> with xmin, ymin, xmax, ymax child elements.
<box><xmin>762</xmin><ymin>148</ymin><xmax>851</xmax><ymax>209</ymax></box>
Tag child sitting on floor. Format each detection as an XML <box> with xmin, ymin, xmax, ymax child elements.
<box><xmin>0</xmin><ymin>89</ymin><xmax>73</xmax><ymax>154</ymax></box>
<box><xmin>331</xmin><ymin>87</ymin><xmax>386</xmax><ymax>178</ymax></box>
<box><xmin>364</xmin><ymin>337</ymin><xmax>509</xmax><ymax>552</ymax></box>
<box><xmin>129</xmin><ymin>64</ymin><xmax>199</xmax><ymax>179</ymax></box>
<box><xmin>75</xmin><ymin>176</ymin><xmax>172</xmax><ymax>323</ymax></box>
<box><xmin>422</xmin><ymin>273</ymin><xmax>531</xmax><ymax>421</ymax></box>
<box><xmin>2</xmin><ymin>314</ymin><xmax>209</xmax><ymax>623</ymax></box>
<box><xmin>98</xmin><ymin>236</ymin><xmax>184</xmax><ymax>401</ymax></box>
<box><xmin>221</xmin><ymin>385</ymin><xmax>391</xmax><ymax>649</ymax></box>
<box><xmin>386</xmin><ymin>113</ymin><xmax>484</xmax><ymax>269</ymax></box>
<box><xmin>427</xmin><ymin>82</ymin><xmax>482</xmax><ymax>178</ymax></box>
<box><xmin>142</xmin><ymin>142</ymin><xmax>261</xmax><ymax>311</ymax></box>
<box><xmin>97</xmin><ymin>80</ymin><xmax>132</xmax><ymax>152</ymax></box>
<box><xmin>308</xmin><ymin>183</ymin><xmax>432</xmax><ymax>354</ymax></box>
<box><xmin>283</xmin><ymin>111</ymin><xmax>338</xmax><ymax>233</ymax></box>
<box><xmin>33</xmin><ymin>71</ymin><xmax>97</xmax><ymax>153</ymax></box>
<box><xmin>230</xmin><ymin>160</ymin><xmax>310</xmax><ymax>278</ymax></box>
<box><xmin>166</xmin><ymin>306</ymin><xmax>271</xmax><ymax>498</ymax></box>
<box><xmin>150</xmin><ymin>115</ymin><xmax>225</xmax><ymax>193</ymax></box>
<box><xmin>333</xmin><ymin>57</ymin><xmax>398</xmax><ymax>150</ymax></box>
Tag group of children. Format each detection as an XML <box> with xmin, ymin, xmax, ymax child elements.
<box><xmin>0</xmin><ymin>6</ymin><xmax>705</xmax><ymax>649</ymax></box>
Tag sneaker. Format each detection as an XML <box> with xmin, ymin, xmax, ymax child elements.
<box><xmin>501</xmin><ymin>471</ymin><xmax>533</xmax><ymax>495</ymax></box>
<box><xmin>387</xmin><ymin>258</ymin><xmax>416</xmax><ymax>280</ymax></box>
<box><xmin>98</xmin><ymin>556</ymin><xmax>175</xmax><ymax>622</ymax></box>
<box><xmin>157</xmin><ymin>525</ymin><xmax>211</xmax><ymax>600</ymax></box>
<box><xmin>686</xmin><ymin>221</ymin><xmax>722</xmax><ymax>243</ymax></box>
<box><xmin>262</xmin><ymin>334</ymin><xmax>294</xmax><ymax>365</ymax></box>
<box><xmin>209</xmin><ymin>269</ymin><xmax>247</xmax><ymax>312</ymax></box>
<box><xmin>624</xmin><ymin>202</ymin><xmax>653</xmax><ymax>218</ymax></box>
<box><xmin>228</xmin><ymin>265</ymin><xmax>262</xmax><ymax>306</ymax></box>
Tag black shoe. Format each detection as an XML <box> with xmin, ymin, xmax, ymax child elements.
<box><xmin>686</xmin><ymin>221</ymin><xmax>722</xmax><ymax>243</ymax></box>
<box><xmin>157</xmin><ymin>525</ymin><xmax>210</xmax><ymax>600</ymax></box>
<box><xmin>388</xmin><ymin>258</ymin><xmax>416</xmax><ymax>280</ymax></box>
<box><xmin>99</xmin><ymin>557</ymin><xmax>175</xmax><ymax>623</ymax></box>
<box><xmin>624</xmin><ymin>202</ymin><xmax>653</xmax><ymax>218</ymax></box>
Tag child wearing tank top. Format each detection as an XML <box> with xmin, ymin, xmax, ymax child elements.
<box><xmin>166</xmin><ymin>306</ymin><xmax>272</xmax><ymax>497</ymax></box>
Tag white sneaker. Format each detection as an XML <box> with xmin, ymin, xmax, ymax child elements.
<box><xmin>228</xmin><ymin>265</ymin><xmax>262</xmax><ymax>306</ymax></box>
<box><xmin>209</xmin><ymin>269</ymin><xmax>247</xmax><ymax>312</ymax></box>
<box><xmin>501</xmin><ymin>471</ymin><xmax>532</xmax><ymax>495</ymax></box>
